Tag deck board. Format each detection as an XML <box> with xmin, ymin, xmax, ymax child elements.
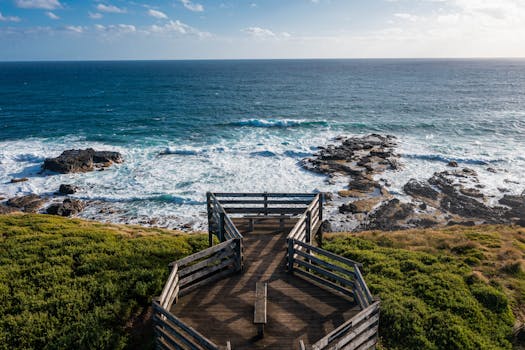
<box><xmin>173</xmin><ymin>219</ymin><xmax>360</xmax><ymax>349</ymax></box>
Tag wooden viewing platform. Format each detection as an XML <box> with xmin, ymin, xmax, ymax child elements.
<box><xmin>153</xmin><ymin>193</ymin><xmax>380</xmax><ymax>350</ymax></box>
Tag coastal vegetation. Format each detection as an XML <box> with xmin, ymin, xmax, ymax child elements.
<box><xmin>324</xmin><ymin>225</ymin><xmax>525</xmax><ymax>350</ymax></box>
<box><xmin>0</xmin><ymin>214</ymin><xmax>207</xmax><ymax>350</ymax></box>
<box><xmin>0</xmin><ymin>214</ymin><xmax>524</xmax><ymax>349</ymax></box>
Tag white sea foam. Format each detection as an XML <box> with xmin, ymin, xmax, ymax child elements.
<box><xmin>1</xmin><ymin>129</ymin><xmax>523</xmax><ymax>231</ymax></box>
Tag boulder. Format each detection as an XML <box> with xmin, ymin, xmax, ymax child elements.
<box><xmin>10</xmin><ymin>177</ymin><xmax>29</xmax><ymax>183</ymax></box>
<box><xmin>403</xmin><ymin>179</ymin><xmax>439</xmax><ymax>200</ymax></box>
<box><xmin>365</xmin><ymin>199</ymin><xmax>416</xmax><ymax>230</ymax></box>
<box><xmin>43</xmin><ymin>148</ymin><xmax>123</xmax><ymax>174</ymax></box>
<box><xmin>339</xmin><ymin>197</ymin><xmax>381</xmax><ymax>214</ymax></box>
<box><xmin>459</xmin><ymin>187</ymin><xmax>484</xmax><ymax>199</ymax></box>
<box><xmin>59</xmin><ymin>184</ymin><xmax>79</xmax><ymax>195</ymax></box>
<box><xmin>0</xmin><ymin>205</ymin><xmax>19</xmax><ymax>214</ymax></box>
<box><xmin>447</xmin><ymin>161</ymin><xmax>459</xmax><ymax>167</ymax></box>
<box><xmin>440</xmin><ymin>193</ymin><xmax>503</xmax><ymax>222</ymax></box>
<box><xmin>6</xmin><ymin>194</ymin><xmax>46</xmax><ymax>213</ymax></box>
<box><xmin>46</xmin><ymin>198</ymin><xmax>85</xmax><ymax>217</ymax></box>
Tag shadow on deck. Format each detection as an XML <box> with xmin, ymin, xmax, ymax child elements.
<box><xmin>173</xmin><ymin>220</ymin><xmax>360</xmax><ymax>349</ymax></box>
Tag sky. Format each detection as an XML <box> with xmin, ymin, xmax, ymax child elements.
<box><xmin>1</xmin><ymin>0</ymin><xmax>525</xmax><ymax>60</ymax></box>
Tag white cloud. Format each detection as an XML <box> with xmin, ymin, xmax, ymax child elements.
<box><xmin>95</xmin><ymin>24</ymin><xmax>136</xmax><ymax>34</ymax></box>
<box><xmin>394</xmin><ymin>13</ymin><xmax>420</xmax><ymax>22</ymax></box>
<box><xmin>96</xmin><ymin>4</ymin><xmax>126</xmax><ymax>14</ymax></box>
<box><xmin>180</xmin><ymin>0</ymin><xmax>204</xmax><ymax>12</ymax></box>
<box><xmin>148</xmin><ymin>9</ymin><xmax>168</xmax><ymax>19</ymax></box>
<box><xmin>45</xmin><ymin>11</ymin><xmax>59</xmax><ymax>20</ymax></box>
<box><xmin>242</xmin><ymin>27</ymin><xmax>292</xmax><ymax>39</ymax></box>
<box><xmin>89</xmin><ymin>12</ymin><xmax>103</xmax><ymax>19</ymax></box>
<box><xmin>64</xmin><ymin>25</ymin><xmax>84</xmax><ymax>33</ymax></box>
<box><xmin>0</xmin><ymin>12</ymin><xmax>21</xmax><ymax>22</ymax></box>
<box><xmin>149</xmin><ymin>19</ymin><xmax>210</xmax><ymax>37</ymax></box>
<box><xmin>15</xmin><ymin>0</ymin><xmax>61</xmax><ymax>9</ymax></box>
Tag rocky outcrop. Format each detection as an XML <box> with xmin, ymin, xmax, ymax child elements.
<box><xmin>403</xmin><ymin>179</ymin><xmax>439</xmax><ymax>200</ymax></box>
<box><xmin>43</xmin><ymin>148</ymin><xmax>122</xmax><ymax>174</ymax></box>
<box><xmin>365</xmin><ymin>199</ymin><xmax>416</xmax><ymax>231</ymax></box>
<box><xmin>6</xmin><ymin>194</ymin><xmax>46</xmax><ymax>213</ymax></box>
<box><xmin>46</xmin><ymin>199</ymin><xmax>85</xmax><ymax>217</ymax></box>
<box><xmin>0</xmin><ymin>205</ymin><xmax>19</xmax><ymax>214</ymax></box>
<box><xmin>10</xmin><ymin>178</ymin><xmax>28</xmax><ymax>183</ymax></box>
<box><xmin>58</xmin><ymin>184</ymin><xmax>79</xmax><ymax>195</ymax></box>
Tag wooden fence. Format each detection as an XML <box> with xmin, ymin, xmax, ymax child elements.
<box><xmin>310</xmin><ymin>301</ymin><xmax>380</xmax><ymax>350</ymax></box>
<box><xmin>286</xmin><ymin>238</ymin><xmax>374</xmax><ymax>308</ymax></box>
<box><xmin>155</xmin><ymin>192</ymin><xmax>379</xmax><ymax>350</ymax></box>
<box><xmin>153</xmin><ymin>238</ymin><xmax>242</xmax><ymax>350</ymax></box>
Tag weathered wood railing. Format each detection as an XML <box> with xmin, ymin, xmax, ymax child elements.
<box><xmin>310</xmin><ymin>300</ymin><xmax>380</xmax><ymax>350</ymax></box>
<box><xmin>153</xmin><ymin>239</ymin><xmax>242</xmax><ymax>350</ymax></box>
<box><xmin>285</xmin><ymin>193</ymin><xmax>323</xmax><ymax>244</ymax></box>
<box><xmin>287</xmin><ymin>239</ymin><xmax>374</xmax><ymax>308</ymax></box>
<box><xmin>155</xmin><ymin>192</ymin><xmax>379</xmax><ymax>350</ymax></box>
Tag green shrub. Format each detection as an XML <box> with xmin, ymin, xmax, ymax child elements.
<box><xmin>323</xmin><ymin>235</ymin><xmax>515</xmax><ymax>350</ymax></box>
<box><xmin>0</xmin><ymin>214</ymin><xmax>207</xmax><ymax>350</ymax></box>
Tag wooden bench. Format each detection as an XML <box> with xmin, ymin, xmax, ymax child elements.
<box><xmin>254</xmin><ymin>282</ymin><xmax>267</xmax><ymax>338</ymax></box>
<box><xmin>244</xmin><ymin>215</ymin><xmax>291</xmax><ymax>232</ymax></box>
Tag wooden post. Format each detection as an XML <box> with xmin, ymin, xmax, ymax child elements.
<box><xmin>219</xmin><ymin>212</ymin><xmax>225</xmax><ymax>242</ymax></box>
<box><xmin>318</xmin><ymin>193</ymin><xmax>324</xmax><ymax>246</ymax></box>
<box><xmin>305</xmin><ymin>210</ymin><xmax>311</xmax><ymax>244</ymax></box>
<box><xmin>206</xmin><ymin>192</ymin><xmax>213</xmax><ymax>247</ymax></box>
<box><xmin>287</xmin><ymin>239</ymin><xmax>294</xmax><ymax>272</ymax></box>
<box><xmin>263</xmin><ymin>192</ymin><xmax>268</xmax><ymax>216</ymax></box>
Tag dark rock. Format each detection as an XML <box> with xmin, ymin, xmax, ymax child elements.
<box><xmin>498</xmin><ymin>188</ymin><xmax>511</xmax><ymax>193</ymax></box>
<box><xmin>6</xmin><ymin>194</ymin><xmax>46</xmax><ymax>213</ymax></box>
<box><xmin>59</xmin><ymin>184</ymin><xmax>79</xmax><ymax>195</ymax></box>
<box><xmin>504</xmin><ymin>179</ymin><xmax>520</xmax><ymax>185</ymax></box>
<box><xmin>440</xmin><ymin>194</ymin><xmax>503</xmax><ymax>222</ymax></box>
<box><xmin>486</xmin><ymin>167</ymin><xmax>497</xmax><ymax>173</ymax></box>
<box><xmin>403</xmin><ymin>179</ymin><xmax>439</xmax><ymax>200</ymax></box>
<box><xmin>419</xmin><ymin>203</ymin><xmax>427</xmax><ymax>210</ymax></box>
<box><xmin>408</xmin><ymin>217</ymin><xmax>439</xmax><ymax>228</ymax></box>
<box><xmin>447</xmin><ymin>220</ymin><xmax>476</xmax><ymax>226</ymax></box>
<box><xmin>339</xmin><ymin>198</ymin><xmax>381</xmax><ymax>214</ymax></box>
<box><xmin>499</xmin><ymin>195</ymin><xmax>524</xmax><ymax>208</ymax></box>
<box><xmin>428</xmin><ymin>172</ymin><xmax>456</xmax><ymax>195</ymax></box>
<box><xmin>46</xmin><ymin>198</ymin><xmax>85</xmax><ymax>217</ymax></box>
<box><xmin>349</xmin><ymin>177</ymin><xmax>379</xmax><ymax>192</ymax></box>
<box><xmin>43</xmin><ymin>148</ymin><xmax>122</xmax><ymax>174</ymax></box>
<box><xmin>447</xmin><ymin>161</ymin><xmax>458</xmax><ymax>167</ymax></box>
<box><xmin>459</xmin><ymin>187</ymin><xmax>484</xmax><ymax>199</ymax></box>
<box><xmin>10</xmin><ymin>177</ymin><xmax>29</xmax><ymax>183</ymax></box>
<box><xmin>366</xmin><ymin>199</ymin><xmax>415</xmax><ymax>230</ymax></box>
<box><xmin>0</xmin><ymin>205</ymin><xmax>19</xmax><ymax>214</ymax></box>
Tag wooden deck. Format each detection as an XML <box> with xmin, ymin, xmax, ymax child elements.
<box><xmin>172</xmin><ymin>219</ymin><xmax>360</xmax><ymax>349</ymax></box>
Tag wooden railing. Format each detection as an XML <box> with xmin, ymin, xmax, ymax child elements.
<box><xmin>286</xmin><ymin>193</ymin><xmax>323</xmax><ymax>244</ymax></box>
<box><xmin>155</xmin><ymin>192</ymin><xmax>379</xmax><ymax>350</ymax></box>
<box><xmin>310</xmin><ymin>301</ymin><xmax>380</xmax><ymax>350</ymax></box>
<box><xmin>153</xmin><ymin>239</ymin><xmax>242</xmax><ymax>350</ymax></box>
<box><xmin>287</xmin><ymin>239</ymin><xmax>374</xmax><ymax>308</ymax></box>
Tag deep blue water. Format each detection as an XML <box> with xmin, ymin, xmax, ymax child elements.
<box><xmin>0</xmin><ymin>59</ymin><xmax>524</xmax><ymax>229</ymax></box>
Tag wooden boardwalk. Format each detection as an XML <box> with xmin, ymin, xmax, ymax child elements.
<box><xmin>172</xmin><ymin>219</ymin><xmax>361</xmax><ymax>349</ymax></box>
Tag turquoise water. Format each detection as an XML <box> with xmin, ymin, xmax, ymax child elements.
<box><xmin>0</xmin><ymin>59</ymin><xmax>524</xmax><ymax>229</ymax></box>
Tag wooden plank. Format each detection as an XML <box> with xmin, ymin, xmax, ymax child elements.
<box><xmin>179</xmin><ymin>268</ymin><xmax>237</xmax><ymax>296</ymax></box>
<box><xmin>330</xmin><ymin>325</ymin><xmax>378</xmax><ymax>350</ymax></box>
<box><xmin>225</xmin><ymin>207</ymin><xmax>306</xmax><ymax>214</ymax></box>
<box><xmin>254</xmin><ymin>282</ymin><xmax>267</xmax><ymax>324</ymax></box>
<box><xmin>312</xmin><ymin>302</ymin><xmax>380</xmax><ymax>349</ymax></box>
<box><xmin>354</xmin><ymin>335</ymin><xmax>378</xmax><ymax>350</ymax></box>
<box><xmin>166</xmin><ymin>282</ymin><xmax>180</xmax><ymax>309</ymax></box>
<box><xmin>293</xmin><ymin>268</ymin><xmax>354</xmax><ymax>299</ymax></box>
<box><xmin>354</xmin><ymin>267</ymin><xmax>374</xmax><ymax>305</ymax></box>
<box><xmin>292</xmin><ymin>240</ymin><xmax>363</xmax><ymax>267</ymax></box>
<box><xmin>162</xmin><ymin>274</ymin><xmax>180</xmax><ymax>309</ymax></box>
<box><xmin>156</xmin><ymin>336</ymin><xmax>178</xmax><ymax>350</ymax></box>
<box><xmin>172</xmin><ymin>240</ymin><xmax>235</xmax><ymax>267</ymax></box>
<box><xmin>330</xmin><ymin>314</ymin><xmax>379</xmax><ymax>350</ymax></box>
<box><xmin>212</xmin><ymin>192</ymin><xmax>316</xmax><ymax>198</ymax></box>
<box><xmin>179</xmin><ymin>249</ymin><xmax>233</xmax><ymax>278</ymax></box>
<box><xmin>299</xmin><ymin>340</ymin><xmax>306</xmax><ymax>350</ymax></box>
<box><xmin>294</xmin><ymin>259</ymin><xmax>354</xmax><ymax>289</ymax></box>
<box><xmin>159</xmin><ymin>264</ymin><xmax>178</xmax><ymax>306</ymax></box>
<box><xmin>153</xmin><ymin>301</ymin><xmax>219</xmax><ymax>350</ymax></box>
<box><xmin>219</xmin><ymin>199</ymin><xmax>313</xmax><ymax>205</ymax></box>
<box><xmin>154</xmin><ymin>322</ymin><xmax>201</xmax><ymax>350</ymax></box>
<box><xmin>294</xmin><ymin>250</ymin><xmax>356</xmax><ymax>280</ymax></box>
<box><xmin>180</xmin><ymin>257</ymin><xmax>235</xmax><ymax>287</ymax></box>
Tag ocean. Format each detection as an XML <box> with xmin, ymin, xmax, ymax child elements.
<box><xmin>0</xmin><ymin>59</ymin><xmax>524</xmax><ymax>230</ymax></box>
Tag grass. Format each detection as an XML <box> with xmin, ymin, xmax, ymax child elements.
<box><xmin>0</xmin><ymin>214</ymin><xmax>208</xmax><ymax>350</ymax></box>
<box><xmin>323</xmin><ymin>225</ymin><xmax>525</xmax><ymax>350</ymax></box>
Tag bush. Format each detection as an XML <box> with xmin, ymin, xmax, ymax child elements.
<box><xmin>323</xmin><ymin>234</ymin><xmax>515</xmax><ymax>350</ymax></box>
<box><xmin>0</xmin><ymin>214</ymin><xmax>207</xmax><ymax>350</ymax></box>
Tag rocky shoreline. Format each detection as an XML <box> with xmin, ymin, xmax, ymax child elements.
<box><xmin>0</xmin><ymin>148</ymin><xmax>122</xmax><ymax>217</ymax></box>
<box><xmin>301</xmin><ymin>134</ymin><xmax>525</xmax><ymax>231</ymax></box>
<box><xmin>1</xmin><ymin>138</ymin><xmax>524</xmax><ymax>232</ymax></box>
